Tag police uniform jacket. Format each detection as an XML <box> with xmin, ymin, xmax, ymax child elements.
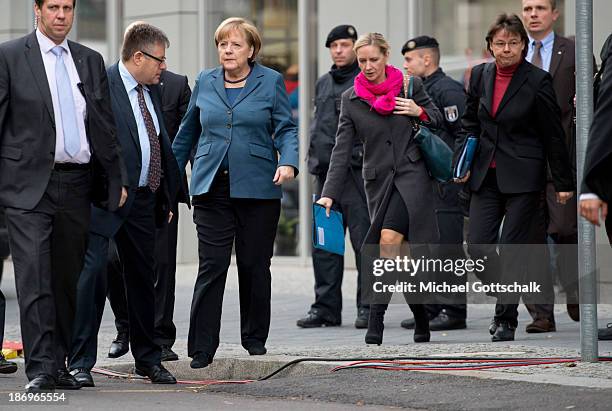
<box><xmin>307</xmin><ymin>64</ymin><xmax>361</xmax><ymax>175</ymax></box>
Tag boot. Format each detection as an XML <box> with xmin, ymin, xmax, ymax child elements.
<box><xmin>410</xmin><ymin>304</ymin><xmax>431</xmax><ymax>343</ymax></box>
<box><xmin>365</xmin><ymin>304</ymin><xmax>387</xmax><ymax>345</ymax></box>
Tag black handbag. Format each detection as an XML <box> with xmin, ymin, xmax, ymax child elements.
<box><xmin>404</xmin><ymin>76</ymin><xmax>453</xmax><ymax>183</ymax></box>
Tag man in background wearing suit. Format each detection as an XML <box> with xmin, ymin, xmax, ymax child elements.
<box><xmin>68</xmin><ymin>22</ymin><xmax>181</xmax><ymax>386</ymax></box>
<box><xmin>106</xmin><ymin>69</ymin><xmax>191</xmax><ymax>362</ymax></box>
<box><xmin>521</xmin><ymin>0</ymin><xmax>580</xmax><ymax>332</ymax></box>
<box><xmin>0</xmin><ymin>0</ymin><xmax>125</xmax><ymax>392</ymax></box>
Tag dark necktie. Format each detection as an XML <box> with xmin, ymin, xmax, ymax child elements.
<box><xmin>532</xmin><ymin>40</ymin><xmax>543</xmax><ymax>69</ymax></box>
<box><xmin>136</xmin><ymin>84</ymin><xmax>161</xmax><ymax>192</ymax></box>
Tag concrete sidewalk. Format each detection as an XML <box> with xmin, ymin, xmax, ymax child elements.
<box><xmin>2</xmin><ymin>259</ymin><xmax>612</xmax><ymax>388</ymax></box>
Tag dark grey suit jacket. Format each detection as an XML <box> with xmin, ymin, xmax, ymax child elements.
<box><xmin>159</xmin><ymin>70</ymin><xmax>191</xmax><ymax>207</ymax></box>
<box><xmin>0</xmin><ymin>31</ymin><xmax>124</xmax><ymax>211</ymax></box>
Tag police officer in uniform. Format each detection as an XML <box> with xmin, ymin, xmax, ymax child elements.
<box><xmin>298</xmin><ymin>25</ymin><xmax>371</xmax><ymax>329</ymax></box>
<box><xmin>400</xmin><ymin>36</ymin><xmax>468</xmax><ymax>331</ymax></box>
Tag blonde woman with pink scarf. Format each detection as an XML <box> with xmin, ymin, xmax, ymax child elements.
<box><xmin>317</xmin><ymin>32</ymin><xmax>442</xmax><ymax>346</ymax></box>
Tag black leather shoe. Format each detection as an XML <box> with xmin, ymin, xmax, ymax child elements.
<box><xmin>135</xmin><ymin>364</ymin><xmax>177</xmax><ymax>384</ymax></box>
<box><xmin>0</xmin><ymin>353</ymin><xmax>17</xmax><ymax>374</ymax></box>
<box><xmin>429</xmin><ymin>312</ymin><xmax>467</xmax><ymax>331</ymax></box>
<box><xmin>108</xmin><ymin>332</ymin><xmax>129</xmax><ymax>358</ymax></box>
<box><xmin>70</xmin><ymin>368</ymin><xmax>94</xmax><ymax>387</ymax></box>
<box><xmin>25</xmin><ymin>375</ymin><xmax>55</xmax><ymax>393</ymax></box>
<box><xmin>400</xmin><ymin>318</ymin><xmax>415</xmax><ymax>329</ymax></box>
<box><xmin>354</xmin><ymin>308</ymin><xmax>369</xmax><ymax>329</ymax></box>
<box><xmin>161</xmin><ymin>345</ymin><xmax>179</xmax><ymax>362</ymax></box>
<box><xmin>57</xmin><ymin>368</ymin><xmax>82</xmax><ymax>390</ymax></box>
<box><xmin>491</xmin><ymin>321</ymin><xmax>516</xmax><ymax>342</ymax></box>
<box><xmin>598</xmin><ymin>323</ymin><xmax>612</xmax><ymax>340</ymax></box>
<box><xmin>567</xmin><ymin>304</ymin><xmax>580</xmax><ymax>322</ymax></box>
<box><xmin>190</xmin><ymin>352</ymin><xmax>213</xmax><ymax>369</ymax></box>
<box><xmin>246</xmin><ymin>344</ymin><xmax>267</xmax><ymax>356</ymax></box>
<box><xmin>297</xmin><ymin>312</ymin><xmax>341</xmax><ymax>328</ymax></box>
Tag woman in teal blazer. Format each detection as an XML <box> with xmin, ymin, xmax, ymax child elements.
<box><xmin>172</xmin><ymin>17</ymin><xmax>299</xmax><ymax>368</ymax></box>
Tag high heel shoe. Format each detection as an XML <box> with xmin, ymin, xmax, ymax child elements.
<box><xmin>365</xmin><ymin>305</ymin><xmax>386</xmax><ymax>345</ymax></box>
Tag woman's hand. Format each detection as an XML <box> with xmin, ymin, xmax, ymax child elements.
<box><xmin>273</xmin><ymin>165</ymin><xmax>295</xmax><ymax>185</ymax></box>
<box><xmin>393</xmin><ymin>97</ymin><xmax>423</xmax><ymax>117</ymax></box>
<box><xmin>556</xmin><ymin>191</ymin><xmax>574</xmax><ymax>205</ymax></box>
<box><xmin>453</xmin><ymin>171</ymin><xmax>470</xmax><ymax>184</ymax></box>
<box><xmin>316</xmin><ymin>197</ymin><xmax>334</xmax><ymax>217</ymax></box>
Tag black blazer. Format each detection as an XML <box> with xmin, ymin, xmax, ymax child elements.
<box><xmin>456</xmin><ymin>60</ymin><xmax>573</xmax><ymax>194</ymax></box>
<box><xmin>89</xmin><ymin>63</ymin><xmax>181</xmax><ymax>238</ymax></box>
<box><xmin>0</xmin><ymin>31</ymin><xmax>124</xmax><ymax>211</ymax></box>
<box><xmin>582</xmin><ymin>34</ymin><xmax>612</xmax><ymax>203</ymax></box>
<box><xmin>159</xmin><ymin>70</ymin><xmax>191</xmax><ymax>207</ymax></box>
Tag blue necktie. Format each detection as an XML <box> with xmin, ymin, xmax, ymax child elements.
<box><xmin>51</xmin><ymin>46</ymin><xmax>80</xmax><ymax>157</ymax></box>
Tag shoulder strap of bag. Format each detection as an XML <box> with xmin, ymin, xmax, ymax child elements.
<box><xmin>403</xmin><ymin>75</ymin><xmax>420</xmax><ymax>132</ymax></box>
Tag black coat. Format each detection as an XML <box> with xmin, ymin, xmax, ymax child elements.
<box><xmin>322</xmin><ymin>76</ymin><xmax>443</xmax><ymax>244</ymax></box>
<box><xmin>583</xmin><ymin>33</ymin><xmax>612</xmax><ymax>203</ymax></box>
<box><xmin>456</xmin><ymin>60</ymin><xmax>574</xmax><ymax>194</ymax></box>
<box><xmin>0</xmin><ymin>32</ymin><xmax>125</xmax><ymax>211</ymax></box>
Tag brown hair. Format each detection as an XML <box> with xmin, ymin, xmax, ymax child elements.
<box><xmin>353</xmin><ymin>32</ymin><xmax>390</xmax><ymax>56</ymax></box>
<box><xmin>121</xmin><ymin>23</ymin><xmax>169</xmax><ymax>62</ymax></box>
<box><xmin>35</xmin><ymin>0</ymin><xmax>77</xmax><ymax>7</ymax></box>
<box><xmin>485</xmin><ymin>13</ymin><xmax>529</xmax><ymax>59</ymax></box>
<box><xmin>214</xmin><ymin>17</ymin><xmax>262</xmax><ymax>63</ymax></box>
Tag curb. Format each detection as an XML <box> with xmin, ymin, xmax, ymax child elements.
<box><xmin>102</xmin><ymin>356</ymin><xmax>340</xmax><ymax>381</ymax></box>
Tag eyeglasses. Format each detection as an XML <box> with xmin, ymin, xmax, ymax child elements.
<box><xmin>492</xmin><ymin>41</ymin><xmax>522</xmax><ymax>49</ymax></box>
<box><xmin>140</xmin><ymin>50</ymin><xmax>166</xmax><ymax>65</ymax></box>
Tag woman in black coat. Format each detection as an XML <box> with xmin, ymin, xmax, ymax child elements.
<box><xmin>318</xmin><ymin>33</ymin><xmax>442</xmax><ymax>345</ymax></box>
<box><xmin>454</xmin><ymin>14</ymin><xmax>574</xmax><ymax>342</ymax></box>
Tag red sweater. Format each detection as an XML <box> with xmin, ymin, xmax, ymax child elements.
<box><xmin>490</xmin><ymin>61</ymin><xmax>520</xmax><ymax>168</ymax></box>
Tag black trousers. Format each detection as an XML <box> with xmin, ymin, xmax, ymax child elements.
<box><xmin>5</xmin><ymin>168</ymin><xmax>90</xmax><ymax>379</ymax></box>
<box><xmin>107</xmin><ymin>240</ymin><xmax>129</xmax><ymax>336</ymax></box>
<box><xmin>429</xmin><ymin>182</ymin><xmax>467</xmax><ymax>319</ymax></box>
<box><xmin>188</xmin><ymin>172</ymin><xmax>280</xmax><ymax>358</ymax></box>
<box><xmin>69</xmin><ymin>232</ymin><xmax>111</xmax><ymax>371</ymax></box>
<box><xmin>468</xmin><ymin>169</ymin><xmax>542</xmax><ymax>328</ymax></box>
<box><xmin>106</xmin><ymin>208</ymin><xmax>179</xmax><ymax>347</ymax></box>
<box><xmin>69</xmin><ymin>189</ymin><xmax>160</xmax><ymax>370</ymax></box>
<box><xmin>310</xmin><ymin>172</ymin><xmax>370</xmax><ymax>322</ymax></box>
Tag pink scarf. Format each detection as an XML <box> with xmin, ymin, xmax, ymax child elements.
<box><xmin>354</xmin><ymin>65</ymin><xmax>404</xmax><ymax>115</ymax></box>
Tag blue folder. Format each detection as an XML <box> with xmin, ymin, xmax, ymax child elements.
<box><xmin>312</xmin><ymin>203</ymin><xmax>345</xmax><ymax>255</ymax></box>
<box><xmin>454</xmin><ymin>136</ymin><xmax>479</xmax><ymax>179</ymax></box>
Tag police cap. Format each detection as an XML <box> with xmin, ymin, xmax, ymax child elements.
<box><xmin>325</xmin><ymin>25</ymin><xmax>358</xmax><ymax>48</ymax></box>
<box><xmin>401</xmin><ymin>36</ymin><xmax>440</xmax><ymax>55</ymax></box>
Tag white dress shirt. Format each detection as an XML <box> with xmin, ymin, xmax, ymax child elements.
<box><xmin>36</xmin><ymin>29</ymin><xmax>90</xmax><ymax>163</ymax></box>
<box><xmin>118</xmin><ymin>60</ymin><xmax>160</xmax><ymax>187</ymax></box>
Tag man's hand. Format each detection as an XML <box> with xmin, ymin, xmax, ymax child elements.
<box><xmin>118</xmin><ymin>187</ymin><xmax>128</xmax><ymax>208</ymax></box>
<box><xmin>168</xmin><ymin>211</ymin><xmax>174</xmax><ymax>223</ymax></box>
<box><xmin>273</xmin><ymin>166</ymin><xmax>295</xmax><ymax>185</ymax></box>
<box><xmin>556</xmin><ymin>191</ymin><xmax>574</xmax><ymax>205</ymax></box>
<box><xmin>580</xmin><ymin>198</ymin><xmax>608</xmax><ymax>226</ymax></box>
<box><xmin>316</xmin><ymin>196</ymin><xmax>334</xmax><ymax>217</ymax></box>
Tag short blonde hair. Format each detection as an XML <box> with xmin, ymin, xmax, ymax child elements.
<box><xmin>214</xmin><ymin>17</ymin><xmax>262</xmax><ymax>63</ymax></box>
<box><xmin>353</xmin><ymin>32</ymin><xmax>390</xmax><ymax>56</ymax></box>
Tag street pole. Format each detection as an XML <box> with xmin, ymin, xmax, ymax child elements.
<box><xmin>575</xmin><ymin>0</ymin><xmax>598</xmax><ymax>362</ymax></box>
<box><xmin>298</xmin><ymin>0</ymin><xmax>315</xmax><ymax>265</ymax></box>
